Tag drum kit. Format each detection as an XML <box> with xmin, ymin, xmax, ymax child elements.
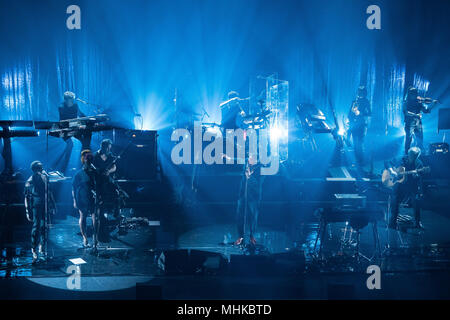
<box><xmin>173</xmin><ymin>95</ymin><xmax>272</xmax><ymax>139</ymax></box>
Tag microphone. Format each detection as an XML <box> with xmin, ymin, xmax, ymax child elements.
<box><xmin>41</xmin><ymin>170</ymin><xmax>50</xmax><ymax>178</ymax></box>
<box><xmin>40</xmin><ymin>170</ymin><xmax>50</xmax><ymax>184</ymax></box>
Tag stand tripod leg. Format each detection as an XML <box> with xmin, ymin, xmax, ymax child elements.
<box><xmin>356</xmin><ymin>230</ymin><xmax>360</xmax><ymax>264</ymax></box>
<box><xmin>372</xmin><ymin>221</ymin><xmax>381</xmax><ymax>259</ymax></box>
<box><xmin>314</xmin><ymin>219</ymin><xmax>327</xmax><ymax>257</ymax></box>
<box><xmin>43</xmin><ymin>175</ymin><xmax>49</xmax><ymax>261</ymax></box>
<box><xmin>313</xmin><ymin>221</ymin><xmax>321</xmax><ymax>253</ymax></box>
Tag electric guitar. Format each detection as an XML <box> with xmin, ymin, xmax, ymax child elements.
<box><xmin>381</xmin><ymin>166</ymin><xmax>430</xmax><ymax>188</ymax></box>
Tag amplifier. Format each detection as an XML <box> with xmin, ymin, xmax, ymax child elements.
<box><xmin>429</xmin><ymin>142</ymin><xmax>449</xmax><ymax>155</ymax></box>
<box><xmin>422</xmin><ymin>152</ymin><xmax>450</xmax><ymax>179</ymax></box>
<box><xmin>108</xmin><ymin>129</ymin><xmax>158</xmax><ymax>180</ymax></box>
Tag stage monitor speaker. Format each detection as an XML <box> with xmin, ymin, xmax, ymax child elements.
<box><xmin>158</xmin><ymin>249</ymin><xmax>227</xmax><ymax>275</ymax></box>
<box><xmin>157</xmin><ymin>249</ymin><xmax>189</xmax><ymax>275</ymax></box>
<box><xmin>327</xmin><ymin>283</ymin><xmax>355</xmax><ymax>299</ymax></box>
<box><xmin>229</xmin><ymin>254</ymin><xmax>276</xmax><ymax>277</ymax></box>
<box><xmin>229</xmin><ymin>252</ymin><xmax>305</xmax><ymax>276</ymax></box>
<box><xmin>422</xmin><ymin>153</ymin><xmax>450</xmax><ymax>179</ymax></box>
<box><xmin>189</xmin><ymin>249</ymin><xmax>227</xmax><ymax>274</ymax></box>
<box><xmin>272</xmin><ymin>251</ymin><xmax>306</xmax><ymax>275</ymax></box>
<box><xmin>429</xmin><ymin>142</ymin><xmax>449</xmax><ymax>155</ymax></box>
<box><xmin>135</xmin><ymin>283</ymin><xmax>162</xmax><ymax>300</ymax></box>
<box><xmin>109</xmin><ymin>129</ymin><xmax>158</xmax><ymax>180</ymax></box>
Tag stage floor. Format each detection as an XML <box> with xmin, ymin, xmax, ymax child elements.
<box><xmin>1</xmin><ymin>206</ymin><xmax>450</xmax><ymax>299</ymax></box>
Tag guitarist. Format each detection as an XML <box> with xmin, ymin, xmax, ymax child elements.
<box><xmin>93</xmin><ymin>138</ymin><xmax>117</xmax><ymax>197</ymax></box>
<box><xmin>347</xmin><ymin>86</ymin><xmax>371</xmax><ymax>167</ymax></box>
<box><xmin>93</xmin><ymin>139</ymin><xmax>119</xmax><ymax>240</ymax></box>
<box><xmin>385</xmin><ymin>147</ymin><xmax>425</xmax><ymax>229</ymax></box>
<box><xmin>403</xmin><ymin>86</ymin><xmax>438</xmax><ymax>154</ymax></box>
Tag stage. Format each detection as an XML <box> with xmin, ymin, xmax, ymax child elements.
<box><xmin>2</xmin><ymin>202</ymin><xmax>450</xmax><ymax>299</ymax></box>
<box><xmin>0</xmin><ymin>0</ymin><xmax>450</xmax><ymax>303</ymax></box>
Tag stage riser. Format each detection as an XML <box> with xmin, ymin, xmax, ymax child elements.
<box><xmin>157</xmin><ymin>249</ymin><xmax>306</xmax><ymax>277</ymax></box>
<box><xmin>3</xmin><ymin>174</ymin><xmax>449</xmax><ymax>206</ymax></box>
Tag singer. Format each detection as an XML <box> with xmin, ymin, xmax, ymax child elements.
<box><xmin>72</xmin><ymin>150</ymin><xmax>99</xmax><ymax>251</ymax></box>
<box><xmin>24</xmin><ymin>161</ymin><xmax>56</xmax><ymax>263</ymax></box>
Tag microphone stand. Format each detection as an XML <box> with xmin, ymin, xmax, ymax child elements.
<box><xmin>244</xmin><ymin>162</ymin><xmax>248</xmax><ymax>248</ymax></box>
<box><xmin>76</xmin><ymin>98</ymin><xmax>104</xmax><ymax>114</ymax></box>
<box><xmin>42</xmin><ymin>170</ymin><xmax>51</xmax><ymax>261</ymax></box>
<box><xmin>200</xmin><ymin>106</ymin><xmax>210</xmax><ymax>122</ymax></box>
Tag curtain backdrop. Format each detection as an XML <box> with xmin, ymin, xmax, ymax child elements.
<box><xmin>0</xmin><ymin>0</ymin><xmax>448</xmax><ymax>172</ymax></box>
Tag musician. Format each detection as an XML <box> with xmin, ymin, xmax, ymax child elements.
<box><xmin>24</xmin><ymin>161</ymin><xmax>56</xmax><ymax>263</ymax></box>
<box><xmin>347</xmin><ymin>86</ymin><xmax>371</xmax><ymax>167</ymax></box>
<box><xmin>93</xmin><ymin>139</ymin><xmax>116</xmax><ymax>177</ymax></box>
<box><xmin>93</xmin><ymin>139</ymin><xmax>118</xmax><ymax>229</ymax></box>
<box><xmin>385</xmin><ymin>147</ymin><xmax>424</xmax><ymax>229</ymax></box>
<box><xmin>57</xmin><ymin>92</ymin><xmax>91</xmax><ymax>172</ymax></box>
<box><xmin>72</xmin><ymin>150</ymin><xmax>98</xmax><ymax>250</ymax></box>
<box><xmin>221</xmin><ymin>91</ymin><xmax>247</xmax><ymax>130</ymax></box>
<box><xmin>234</xmin><ymin>154</ymin><xmax>262</xmax><ymax>246</ymax></box>
<box><xmin>59</xmin><ymin>91</ymin><xmax>86</xmax><ymax>121</ymax></box>
<box><xmin>403</xmin><ymin>87</ymin><xmax>437</xmax><ymax>154</ymax></box>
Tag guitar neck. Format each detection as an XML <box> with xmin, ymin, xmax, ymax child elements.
<box><xmin>401</xmin><ymin>170</ymin><xmax>417</xmax><ymax>176</ymax></box>
<box><xmin>400</xmin><ymin>167</ymin><xmax>427</xmax><ymax>176</ymax></box>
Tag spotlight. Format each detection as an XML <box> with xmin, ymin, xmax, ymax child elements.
<box><xmin>270</xmin><ymin>125</ymin><xmax>287</xmax><ymax>141</ymax></box>
<box><xmin>205</xmin><ymin>126</ymin><xmax>221</xmax><ymax>136</ymax></box>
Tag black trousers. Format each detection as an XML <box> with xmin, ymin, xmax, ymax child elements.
<box><xmin>390</xmin><ymin>185</ymin><xmax>421</xmax><ymax>226</ymax></box>
<box><xmin>348</xmin><ymin>126</ymin><xmax>366</xmax><ymax>166</ymax></box>
<box><xmin>1</xmin><ymin>138</ymin><xmax>13</xmax><ymax>175</ymax></box>
<box><xmin>236</xmin><ymin>198</ymin><xmax>259</xmax><ymax>238</ymax></box>
<box><xmin>31</xmin><ymin>204</ymin><xmax>46</xmax><ymax>250</ymax></box>
<box><xmin>76</xmin><ymin>132</ymin><xmax>92</xmax><ymax>151</ymax></box>
<box><xmin>56</xmin><ymin>132</ymin><xmax>92</xmax><ymax>173</ymax></box>
<box><xmin>404</xmin><ymin>118</ymin><xmax>423</xmax><ymax>154</ymax></box>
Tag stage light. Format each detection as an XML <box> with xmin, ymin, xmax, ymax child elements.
<box><xmin>270</xmin><ymin>126</ymin><xmax>282</xmax><ymax>140</ymax></box>
<box><xmin>270</xmin><ymin>125</ymin><xmax>288</xmax><ymax>142</ymax></box>
<box><xmin>133</xmin><ymin>114</ymin><xmax>143</xmax><ymax>130</ymax></box>
<box><xmin>205</xmin><ymin>126</ymin><xmax>221</xmax><ymax>136</ymax></box>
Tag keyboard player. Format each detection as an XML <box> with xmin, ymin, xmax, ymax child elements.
<box><xmin>56</xmin><ymin>91</ymin><xmax>92</xmax><ymax>173</ymax></box>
